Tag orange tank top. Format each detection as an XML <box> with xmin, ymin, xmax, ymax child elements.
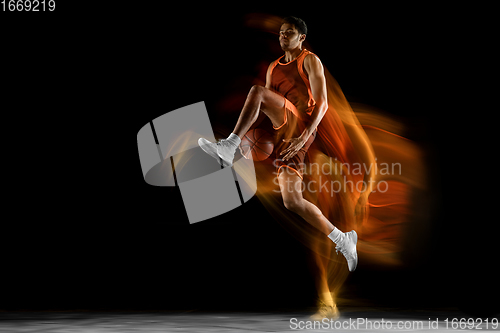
<box><xmin>269</xmin><ymin>49</ymin><xmax>317</xmax><ymax>118</ymax></box>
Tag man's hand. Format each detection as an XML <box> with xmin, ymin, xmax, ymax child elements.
<box><xmin>280</xmin><ymin>136</ymin><xmax>307</xmax><ymax>161</ymax></box>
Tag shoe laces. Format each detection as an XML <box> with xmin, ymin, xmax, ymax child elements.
<box><xmin>335</xmin><ymin>238</ymin><xmax>354</xmax><ymax>260</ymax></box>
<box><xmin>334</xmin><ymin>234</ymin><xmax>345</xmax><ymax>255</ymax></box>
<box><xmin>216</xmin><ymin>139</ymin><xmax>232</xmax><ymax>149</ymax></box>
<box><xmin>335</xmin><ymin>244</ymin><xmax>345</xmax><ymax>256</ymax></box>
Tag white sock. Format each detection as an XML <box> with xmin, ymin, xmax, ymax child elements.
<box><xmin>226</xmin><ymin>133</ymin><xmax>241</xmax><ymax>147</ymax></box>
<box><xmin>327</xmin><ymin>227</ymin><xmax>344</xmax><ymax>244</ymax></box>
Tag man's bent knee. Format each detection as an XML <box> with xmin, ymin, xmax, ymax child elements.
<box><xmin>249</xmin><ymin>85</ymin><xmax>265</xmax><ymax>98</ymax></box>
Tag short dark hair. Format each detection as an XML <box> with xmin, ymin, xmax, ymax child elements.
<box><xmin>282</xmin><ymin>16</ymin><xmax>307</xmax><ymax>35</ymax></box>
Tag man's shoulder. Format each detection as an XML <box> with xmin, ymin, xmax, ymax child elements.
<box><xmin>270</xmin><ymin>55</ymin><xmax>284</xmax><ymax>65</ymax></box>
<box><xmin>304</xmin><ymin>51</ymin><xmax>321</xmax><ymax>64</ymax></box>
<box><xmin>268</xmin><ymin>57</ymin><xmax>282</xmax><ymax>72</ymax></box>
<box><xmin>303</xmin><ymin>51</ymin><xmax>324</xmax><ymax>77</ymax></box>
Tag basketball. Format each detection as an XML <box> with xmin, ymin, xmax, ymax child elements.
<box><xmin>240</xmin><ymin>129</ymin><xmax>274</xmax><ymax>161</ymax></box>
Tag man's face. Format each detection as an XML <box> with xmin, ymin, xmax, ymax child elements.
<box><xmin>279</xmin><ymin>23</ymin><xmax>304</xmax><ymax>51</ymax></box>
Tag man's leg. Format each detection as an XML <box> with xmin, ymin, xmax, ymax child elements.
<box><xmin>278</xmin><ymin>169</ymin><xmax>335</xmax><ymax>235</ymax></box>
<box><xmin>232</xmin><ymin>85</ymin><xmax>287</xmax><ymax>138</ymax></box>
<box><xmin>278</xmin><ymin>169</ymin><xmax>358</xmax><ymax>271</ymax></box>
<box><xmin>198</xmin><ymin>85</ymin><xmax>286</xmax><ymax>166</ymax></box>
<box><xmin>310</xmin><ymin>253</ymin><xmax>340</xmax><ymax>320</ymax></box>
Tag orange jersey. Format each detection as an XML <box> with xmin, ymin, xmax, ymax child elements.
<box><xmin>269</xmin><ymin>49</ymin><xmax>317</xmax><ymax>118</ymax></box>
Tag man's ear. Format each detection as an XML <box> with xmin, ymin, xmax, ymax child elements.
<box><xmin>300</xmin><ymin>34</ymin><xmax>306</xmax><ymax>42</ymax></box>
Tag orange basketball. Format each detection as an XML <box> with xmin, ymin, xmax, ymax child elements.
<box><xmin>240</xmin><ymin>129</ymin><xmax>274</xmax><ymax>161</ymax></box>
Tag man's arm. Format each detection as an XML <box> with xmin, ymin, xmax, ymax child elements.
<box><xmin>302</xmin><ymin>54</ymin><xmax>328</xmax><ymax>139</ymax></box>
<box><xmin>305</xmin><ymin>55</ymin><xmax>376</xmax><ymax>202</ymax></box>
<box><xmin>281</xmin><ymin>54</ymin><xmax>328</xmax><ymax>160</ymax></box>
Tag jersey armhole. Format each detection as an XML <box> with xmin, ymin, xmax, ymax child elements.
<box><xmin>298</xmin><ymin>52</ymin><xmax>319</xmax><ymax>79</ymax></box>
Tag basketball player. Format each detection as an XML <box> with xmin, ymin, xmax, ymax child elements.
<box><xmin>198</xmin><ymin>15</ymin><xmax>357</xmax><ymax>302</ymax></box>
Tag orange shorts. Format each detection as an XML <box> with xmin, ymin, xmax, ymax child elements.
<box><xmin>273</xmin><ymin>98</ymin><xmax>316</xmax><ymax>179</ymax></box>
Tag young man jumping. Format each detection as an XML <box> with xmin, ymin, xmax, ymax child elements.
<box><xmin>198</xmin><ymin>16</ymin><xmax>357</xmax><ymax>271</ymax></box>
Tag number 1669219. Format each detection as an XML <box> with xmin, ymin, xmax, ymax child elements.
<box><xmin>2</xmin><ymin>0</ymin><xmax>56</xmax><ymax>11</ymax></box>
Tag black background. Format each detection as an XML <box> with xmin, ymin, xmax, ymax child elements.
<box><xmin>1</xmin><ymin>3</ymin><xmax>497</xmax><ymax>316</ymax></box>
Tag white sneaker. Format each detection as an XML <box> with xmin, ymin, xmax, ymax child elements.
<box><xmin>198</xmin><ymin>138</ymin><xmax>236</xmax><ymax>167</ymax></box>
<box><xmin>335</xmin><ymin>230</ymin><xmax>358</xmax><ymax>272</ymax></box>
